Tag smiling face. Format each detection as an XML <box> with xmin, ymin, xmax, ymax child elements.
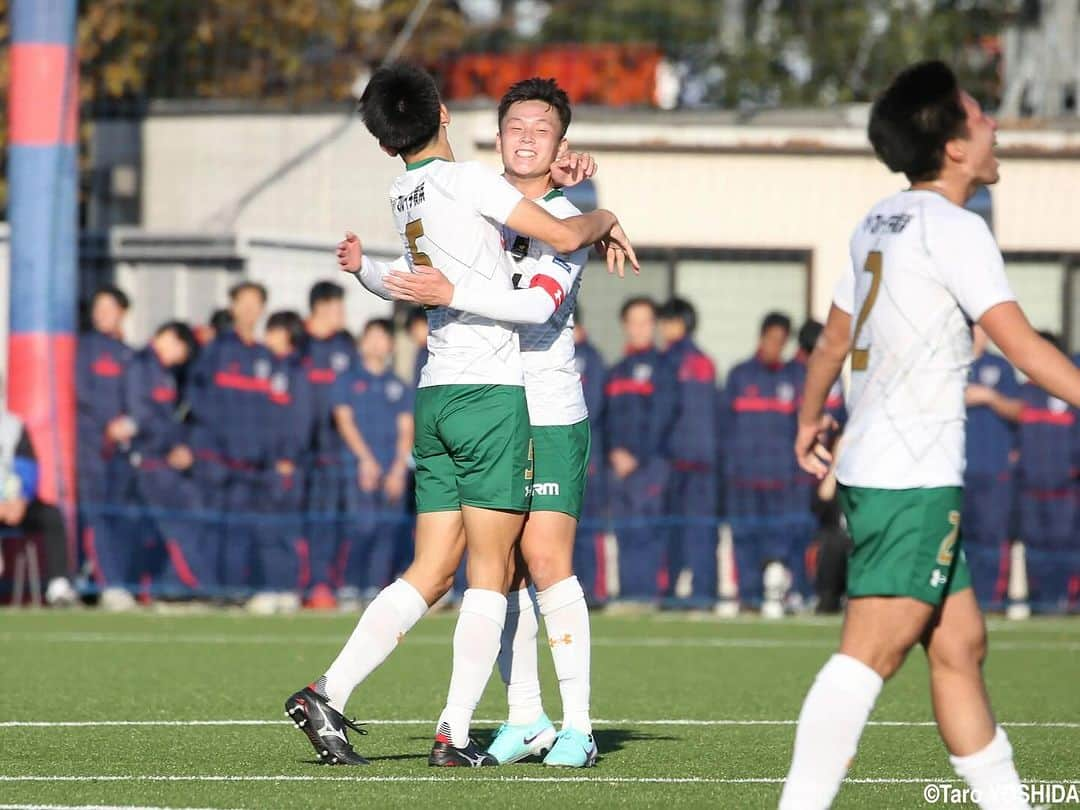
<box><xmin>497</xmin><ymin>99</ymin><xmax>567</xmax><ymax>180</ymax></box>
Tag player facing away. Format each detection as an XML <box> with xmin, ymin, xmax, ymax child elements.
<box><xmin>284</xmin><ymin>63</ymin><xmax>636</xmax><ymax>767</ymax></box>
<box><xmin>383</xmin><ymin>77</ymin><xmax>602</xmax><ymax>767</ymax></box>
<box><xmin>781</xmin><ymin>60</ymin><xmax>1080</xmax><ymax>810</ymax></box>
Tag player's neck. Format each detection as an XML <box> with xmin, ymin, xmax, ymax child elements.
<box><xmin>503</xmin><ymin>171</ymin><xmax>554</xmax><ymax>201</ymax></box>
<box><xmin>909</xmin><ymin>175</ymin><xmax>974</xmax><ymax>207</ymax></box>
<box><xmin>402</xmin><ymin>142</ymin><xmax>454</xmax><ymax>168</ymax></box>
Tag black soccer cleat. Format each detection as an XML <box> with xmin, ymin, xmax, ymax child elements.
<box><xmin>428</xmin><ymin>731</ymin><xmax>498</xmax><ymax>767</ymax></box>
<box><xmin>285</xmin><ymin>686</ymin><xmax>369</xmax><ymax>766</ymax></box>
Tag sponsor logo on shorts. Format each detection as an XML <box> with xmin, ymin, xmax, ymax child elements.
<box><xmin>929</xmin><ymin>569</ymin><xmax>948</xmax><ymax>589</ymax></box>
<box><xmin>527</xmin><ymin>482</ymin><xmax>561</xmax><ymax>497</ymax></box>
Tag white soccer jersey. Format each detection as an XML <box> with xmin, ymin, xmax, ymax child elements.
<box><xmin>500</xmin><ymin>189</ymin><xmax>589</xmax><ymax>426</ymax></box>
<box><xmin>388</xmin><ymin>158</ymin><xmax>525</xmax><ymax>388</ymax></box>
<box><xmin>834</xmin><ymin>189</ymin><xmax>1016</xmax><ymax>489</ymax></box>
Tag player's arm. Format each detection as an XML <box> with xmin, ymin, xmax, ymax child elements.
<box><xmin>505</xmin><ymin>200</ymin><xmax>637</xmax><ymax>276</ymax></box>
<box><xmin>979</xmin><ymin>302</ymin><xmax>1080</xmax><ymax>409</ymax></box>
<box><xmin>336</xmin><ymin>231</ymin><xmax>405</xmax><ymax>300</ymax></box>
<box><xmin>384</xmin><ymin>251</ymin><xmax>586</xmax><ymax>324</ymax></box>
<box><xmin>795</xmin><ymin>304</ymin><xmax>851</xmax><ymax>479</ymax></box>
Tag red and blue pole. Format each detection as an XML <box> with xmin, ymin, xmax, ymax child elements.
<box><xmin>7</xmin><ymin>0</ymin><xmax>79</xmax><ymax>568</ymax></box>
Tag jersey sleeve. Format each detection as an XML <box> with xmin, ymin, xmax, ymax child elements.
<box><xmin>449</xmin><ymin>251</ymin><xmax>585</xmax><ymax>325</ymax></box>
<box><xmin>833</xmin><ymin>254</ymin><xmax>856</xmax><ymax>314</ymax></box>
<box><xmin>936</xmin><ymin>214</ymin><xmax>1016</xmax><ymax>322</ymax></box>
<box><xmin>457</xmin><ymin>162</ymin><xmax>524</xmax><ymax>224</ymax></box>
<box><xmin>357</xmin><ymin>254</ymin><xmax>408</xmax><ymax>301</ymax></box>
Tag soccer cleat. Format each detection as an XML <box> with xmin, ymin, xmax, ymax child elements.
<box><xmin>543</xmin><ymin>728</ymin><xmax>599</xmax><ymax>768</ymax></box>
<box><xmin>486</xmin><ymin>714</ymin><xmax>557</xmax><ymax>764</ymax></box>
<box><xmin>429</xmin><ymin>729</ymin><xmax>497</xmax><ymax>767</ymax></box>
<box><xmin>284</xmin><ymin>686</ymin><xmax>369</xmax><ymax>765</ymax></box>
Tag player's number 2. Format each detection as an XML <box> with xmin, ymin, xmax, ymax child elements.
<box><xmin>851</xmin><ymin>250</ymin><xmax>883</xmax><ymax>372</ymax></box>
<box><xmin>405</xmin><ymin>218</ymin><xmax>432</xmax><ymax>267</ymax></box>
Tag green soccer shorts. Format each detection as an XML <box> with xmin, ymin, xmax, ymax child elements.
<box><xmin>413</xmin><ymin>384</ymin><xmax>532</xmax><ymax>513</ymax></box>
<box><xmin>838</xmin><ymin>484</ymin><xmax>972</xmax><ymax>606</ymax></box>
<box><xmin>527</xmin><ymin>419</ymin><xmax>591</xmax><ymax>520</ymax></box>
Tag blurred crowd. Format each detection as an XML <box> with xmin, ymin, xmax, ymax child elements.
<box><xmin>2</xmin><ymin>279</ymin><xmax>1078</xmax><ymax>615</ymax></box>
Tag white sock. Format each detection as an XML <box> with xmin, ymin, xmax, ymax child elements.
<box><xmin>951</xmin><ymin>727</ymin><xmax>1031</xmax><ymax>810</ymax></box>
<box><xmin>537</xmin><ymin>576</ymin><xmax>592</xmax><ymax>734</ymax></box>
<box><xmin>498</xmin><ymin>587</ymin><xmax>544</xmax><ymax>726</ymax></box>
<box><xmin>319</xmin><ymin>578</ymin><xmax>427</xmax><ymax>712</ymax></box>
<box><xmin>779</xmin><ymin>653</ymin><xmax>883</xmax><ymax>810</ymax></box>
<box><xmin>436</xmin><ymin>589</ymin><xmax>507</xmax><ymax>748</ymax></box>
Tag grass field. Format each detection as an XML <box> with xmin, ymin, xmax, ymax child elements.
<box><xmin>1</xmin><ymin>610</ymin><xmax>1078</xmax><ymax>809</ymax></box>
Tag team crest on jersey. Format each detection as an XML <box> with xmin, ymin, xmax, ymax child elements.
<box><xmin>777</xmin><ymin>383</ymin><xmax>796</xmax><ymax>403</ymax></box>
<box><xmin>979</xmin><ymin>366</ymin><xmax>1001</xmax><ymax>386</ymax></box>
<box><xmin>386</xmin><ymin>380</ymin><xmax>404</xmax><ymax>402</ymax></box>
<box><xmin>633</xmin><ymin>363</ymin><xmax>653</xmax><ymax>382</ymax></box>
<box><xmin>331</xmin><ymin>352</ymin><xmax>350</xmax><ymax>373</ymax></box>
<box><xmin>270</xmin><ymin>372</ymin><xmax>288</xmax><ymax>395</ymax></box>
<box><xmin>1049</xmin><ymin>396</ymin><xmax>1068</xmax><ymax>414</ymax></box>
<box><xmin>254</xmin><ymin>358</ymin><xmax>272</xmax><ymax>380</ymax></box>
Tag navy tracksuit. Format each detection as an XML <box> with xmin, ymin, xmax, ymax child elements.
<box><xmin>1017</xmin><ymin>382</ymin><xmax>1079</xmax><ymax>612</ymax></box>
<box><xmin>259</xmin><ymin>352</ymin><xmax>316</xmax><ymax>591</ymax></box>
<box><xmin>331</xmin><ymin>365</ymin><xmax>413</xmax><ymax>594</ymax></box>
<box><xmin>189</xmin><ymin>330</ymin><xmax>274</xmax><ymax>593</ymax></box>
<box><xmin>76</xmin><ymin>330</ymin><xmax>136</xmax><ymax>588</ymax></box>
<box><xmin>302</xmin><ymin>331</ymin><xmax>359</xmax><ymax>591</ymax></box>
<box><xmin>790</xmin><ymin>354</ymin><xmax>847</xmax><ymax>598</ymax></box>
<box><xmin>604</xmin><ymin>347</ymin><xmax>677</xmax><ymax>600</ymax></box>
<box><xmin>963</xmin><ymin>353</ymin><xmax>1020</xmax><ymax>609</ymax></box>
<box><xmin>574</xmin><ymin>336</ymin><xmax>609</xmax><ymax>602</ymax></box>
<box><xmin>723</xmin><ymin>355</ymin><xmax>805</xmax><ymax>605</ymax></box>
<box><xmin>126</xmin><ymin>347</ymin><xmax>208</xmax><ymax>594</ymax></box>
<box><xmin>663</xmin><ymin>337</ymin><xmax>722</xmax><ymax>605</ymax></box>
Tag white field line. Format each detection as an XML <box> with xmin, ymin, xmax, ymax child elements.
<box><xmin>0</xmin><ymin>805</ymin><xmax>240</xmax><ymax>810</ymax></box>
<box><xmin>1</xmin><ymin>631</ymin><xmax>1077</xmax><ymax>652</ymax></box>
<box><xmin>1</xmin><ymin>718</ymin><xmax>1077</xmax><ymax>729</ymax></box>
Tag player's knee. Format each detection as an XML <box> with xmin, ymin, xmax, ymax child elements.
<box><xmin>522</xmin><ymin>548</ymin><xmax>572</xmax><ymax>591</ymax></box>
<box><xmin>928</xmin><ymin>624</ymin><xmax>987</xmax><ymax>674</ymax></box>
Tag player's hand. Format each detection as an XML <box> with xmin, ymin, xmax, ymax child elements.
<box><xmin>550</xmin><ymin>150</ymin><xmax>597</xmax><ymax>188</ymax></box>
<box><xmin>964</xmin><ymin>383</ymin><xmax>995</xmax><ymax>407</ymax></box>
<box><xmin>337</xmin><ymin>230</ymin><xmax>363</xmax><ymax>274</ymax></box>
<box><xmin>795</xmin><ymin>414</ymin><xmax>839</xmax><ymax>480</ymax></box>
<box><xmin>358</xmin><ymin>456</ymin><xmax>382</xmax><ymax>493</ymax></box>
<box><xmin>609</xmin><ymin>448</ymin><xmax>639</xmax><ymax>480</ymax></box>
<box><xmin>595</xmin><ymin>221</ymin><xmax>639</xmax><ymax>278</ymax></box>
<box><xmin>384</xmin><ymin>461</ymin><xmax>408</xmax><ymax>502</ymax></box>
<box><xmin>167</xmin><ymin>445</ymin><xmax>194</xmax><ymax>471</ymax></box>
<box><xmin>383</xmin><ymin>265</ymin><xmax>454</xmax><ymax>307</ymax></box>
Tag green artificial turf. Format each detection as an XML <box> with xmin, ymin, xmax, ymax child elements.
<box><xmin>0</xmin><ymin>610</ymin><xmax>1077</xmax><ymax>808</ymax></box>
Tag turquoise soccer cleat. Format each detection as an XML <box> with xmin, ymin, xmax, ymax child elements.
<box><xmin>485</xmin><ymin>714</ymin><xmax>557</xmax><ymax>764</ymax></box>
<box><xmin>543</xmin><ymin>728</ymin><xmax>599</xmax><ymax>768</ymax></box>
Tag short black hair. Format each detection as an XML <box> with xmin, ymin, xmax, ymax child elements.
<box><xmin>405</xmin><ymin>306</ymin><xmax>428</xmax><ymax>329</ymax></box>
<box><xmin>868</xmin><ymin>60</ymin><xmax>969</xmax><ymax>183</ymax></box>
<box><xmin>92</xmin><ymin>284</ymin><xmax>130</xmax><ymax>311</ymax></box>
<box><xmin>760</xmin><ymin>311</ymin><xmax>792</xmax><ymax>337</ymax></box>
<box><xmin>209</xmin><ymin>308</ymin><xmax>234</xmax><ymax>333</ymax></box>
<box><xmin>156</xmin><ymin>320</ymin><xmax>198</xmax><ymax>360</ymax></box>
<box><xmin>657</xmin><ymin>297</ymin><xmax>697</xmax><ymax>335</ymax></box>
<box><xmin>620</xmin><ymin>296</ymin><xmax>656</xmax><ymax>321</ymax></box>
<box><xmin>363</xmin><ymin>318</ymin><xmax>395</xmax><ymax>338</ymax></box>
<box><xmin>359</xmin><ymin>63</ymin><xmax>442</xmax><ymax>158</ymax></box>
<box><xmin>798</xmin><ymin>319</ymin><xmax>823</xmax><ymax>355</ymax></box>
<box><xmin>498</xmin><ymin>77</ymin><xmax>572</xmax><ymax>138</ymax></box>
<box><xmin>309</xmin><ymin>280</ymin><xmax>345</xmax><ymax>311</ymax></box>
<box><xmin>228</xmin><ymin>281</ymin><xmax>268</xmax><ymax>304</ymax></box>
<box><xmin>266</xmin><ymin>310</ymin><xmax>306</xmax><ymax>350</ymax></box>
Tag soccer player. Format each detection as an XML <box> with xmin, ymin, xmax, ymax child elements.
<box><xmin>783</xmin><ymin>61</ymin><xmax>1080</xmax><ymax>810</ymax></box>
<box><xmin>77</xmin><ymin>285</ymin><xmax>135</xmax><ymax>609</ymax></box>
<box><xmin>384</xmin><ymin>77</ymin><xmax>606</xmax><ymax>766</ymax></box>
<box><xmin>573</xmin><ymin>311</ymin><xmax>609</xmax><ymax>604</ymax></box>
<box><xmin>964</xmin><ymin>324</ymin><xmax>1022</xmax><ymax>609</ymax></box>
<box><xmin>284</xmin><ymin>63</ymin><xmax>635</xmax><ymax>767</ymax></box>
<box><xmin>657</xmin><ymin>298</ymin><xmax>722</xmax><ymax>608</ymax></box>
<box><xmin>332</xmin><ymin>319</ymin><xmax>415</xmax><ymax>608</ymax></box>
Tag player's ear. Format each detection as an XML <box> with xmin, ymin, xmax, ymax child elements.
<box><xmin>943</xmin><ymin>136</ymin><xmax>966</xmax><ymax>167</ymax></box>
<box><xmin>556</xmin><ymin>138</ymin><xmax>569</xmax><ymax>159</ymax></box>
<box><xmin>495</xmin><ymin>131</ymin><xmax>503</xmax><ymax>154</ymax></box>
<box><xmin>439</xmin><ymin>104</ymin><xmax>451</xmax><ymax>127</ymax></box>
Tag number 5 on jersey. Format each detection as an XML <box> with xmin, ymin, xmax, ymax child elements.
<box><xmin>851</xmin><ymin>250</ymin><xmax>883</xmax><ymax>372</ymax></box>
<box><xmin>406</xmin><ymin>218</ymin><xmax>432</xmax><ymax>267</ymax></box>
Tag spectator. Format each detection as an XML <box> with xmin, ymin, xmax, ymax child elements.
<box><xmin>405</xmin><ymin>306</ymin><xmax>429</xmax><ymax>387</ymax></box>
<box><xmin>196</xmin><ymin>308</ymin><xmax>234</xmax><ymax>346</ymax></box>
<box><xmin>1</xmin><ymin>395</ymin><xmax>76</xmax><ymax>606</ymax></box>
<box><xmin>190</xmin><ymin>282</ymin><xmax>271</xmax><ymax>598</ymax></box>
<box><xmin>658</xmin><ymin>298</ymin><xmax>722</xmax><ymax>608</ymax></box>
<box><xmin>722</xmin><ymin>311</ymin><xmax>803</xmax><ymax>615</ymax></box>
<box><xmin>302</xmin><ymin>281</ymin><xmax>359</xmax><ymax>609</ymax></box>
<box><xmin>573</xmin><ymin>309</ymin><xmax>609</xmax><ymax>604</ymax></box>
<box><xmin>604</xmin><ymin>296</ymin><xmax>677</xmax><ymax>605</ymax></box>
<box><xmin>125</xmin><ymin>322</ymin><xmax>204</xmax><ymax>597</ymax></box>
<box><xmin>1015</xmin><ymin>332</ymin><xmax>1078</xmax><ymax>613</ymax></box>
<box><xmin>248</xmin><ymin>311</ymin><xmax>315</xmax><ymax>614</ymax></box>
<box><xmin>76</xmin><ymin>285</ymin><xmax>136</xmax><ymax>608</ymax></box>
<box><xmin>963</xmin><ymin>324</ymin><xmax>1022</xmax><ymax>609</ymax></box>
<box><xmin>332</xmin><ymin>319</ymin><xmax>415</xmax><ymax>609</ymax></box>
